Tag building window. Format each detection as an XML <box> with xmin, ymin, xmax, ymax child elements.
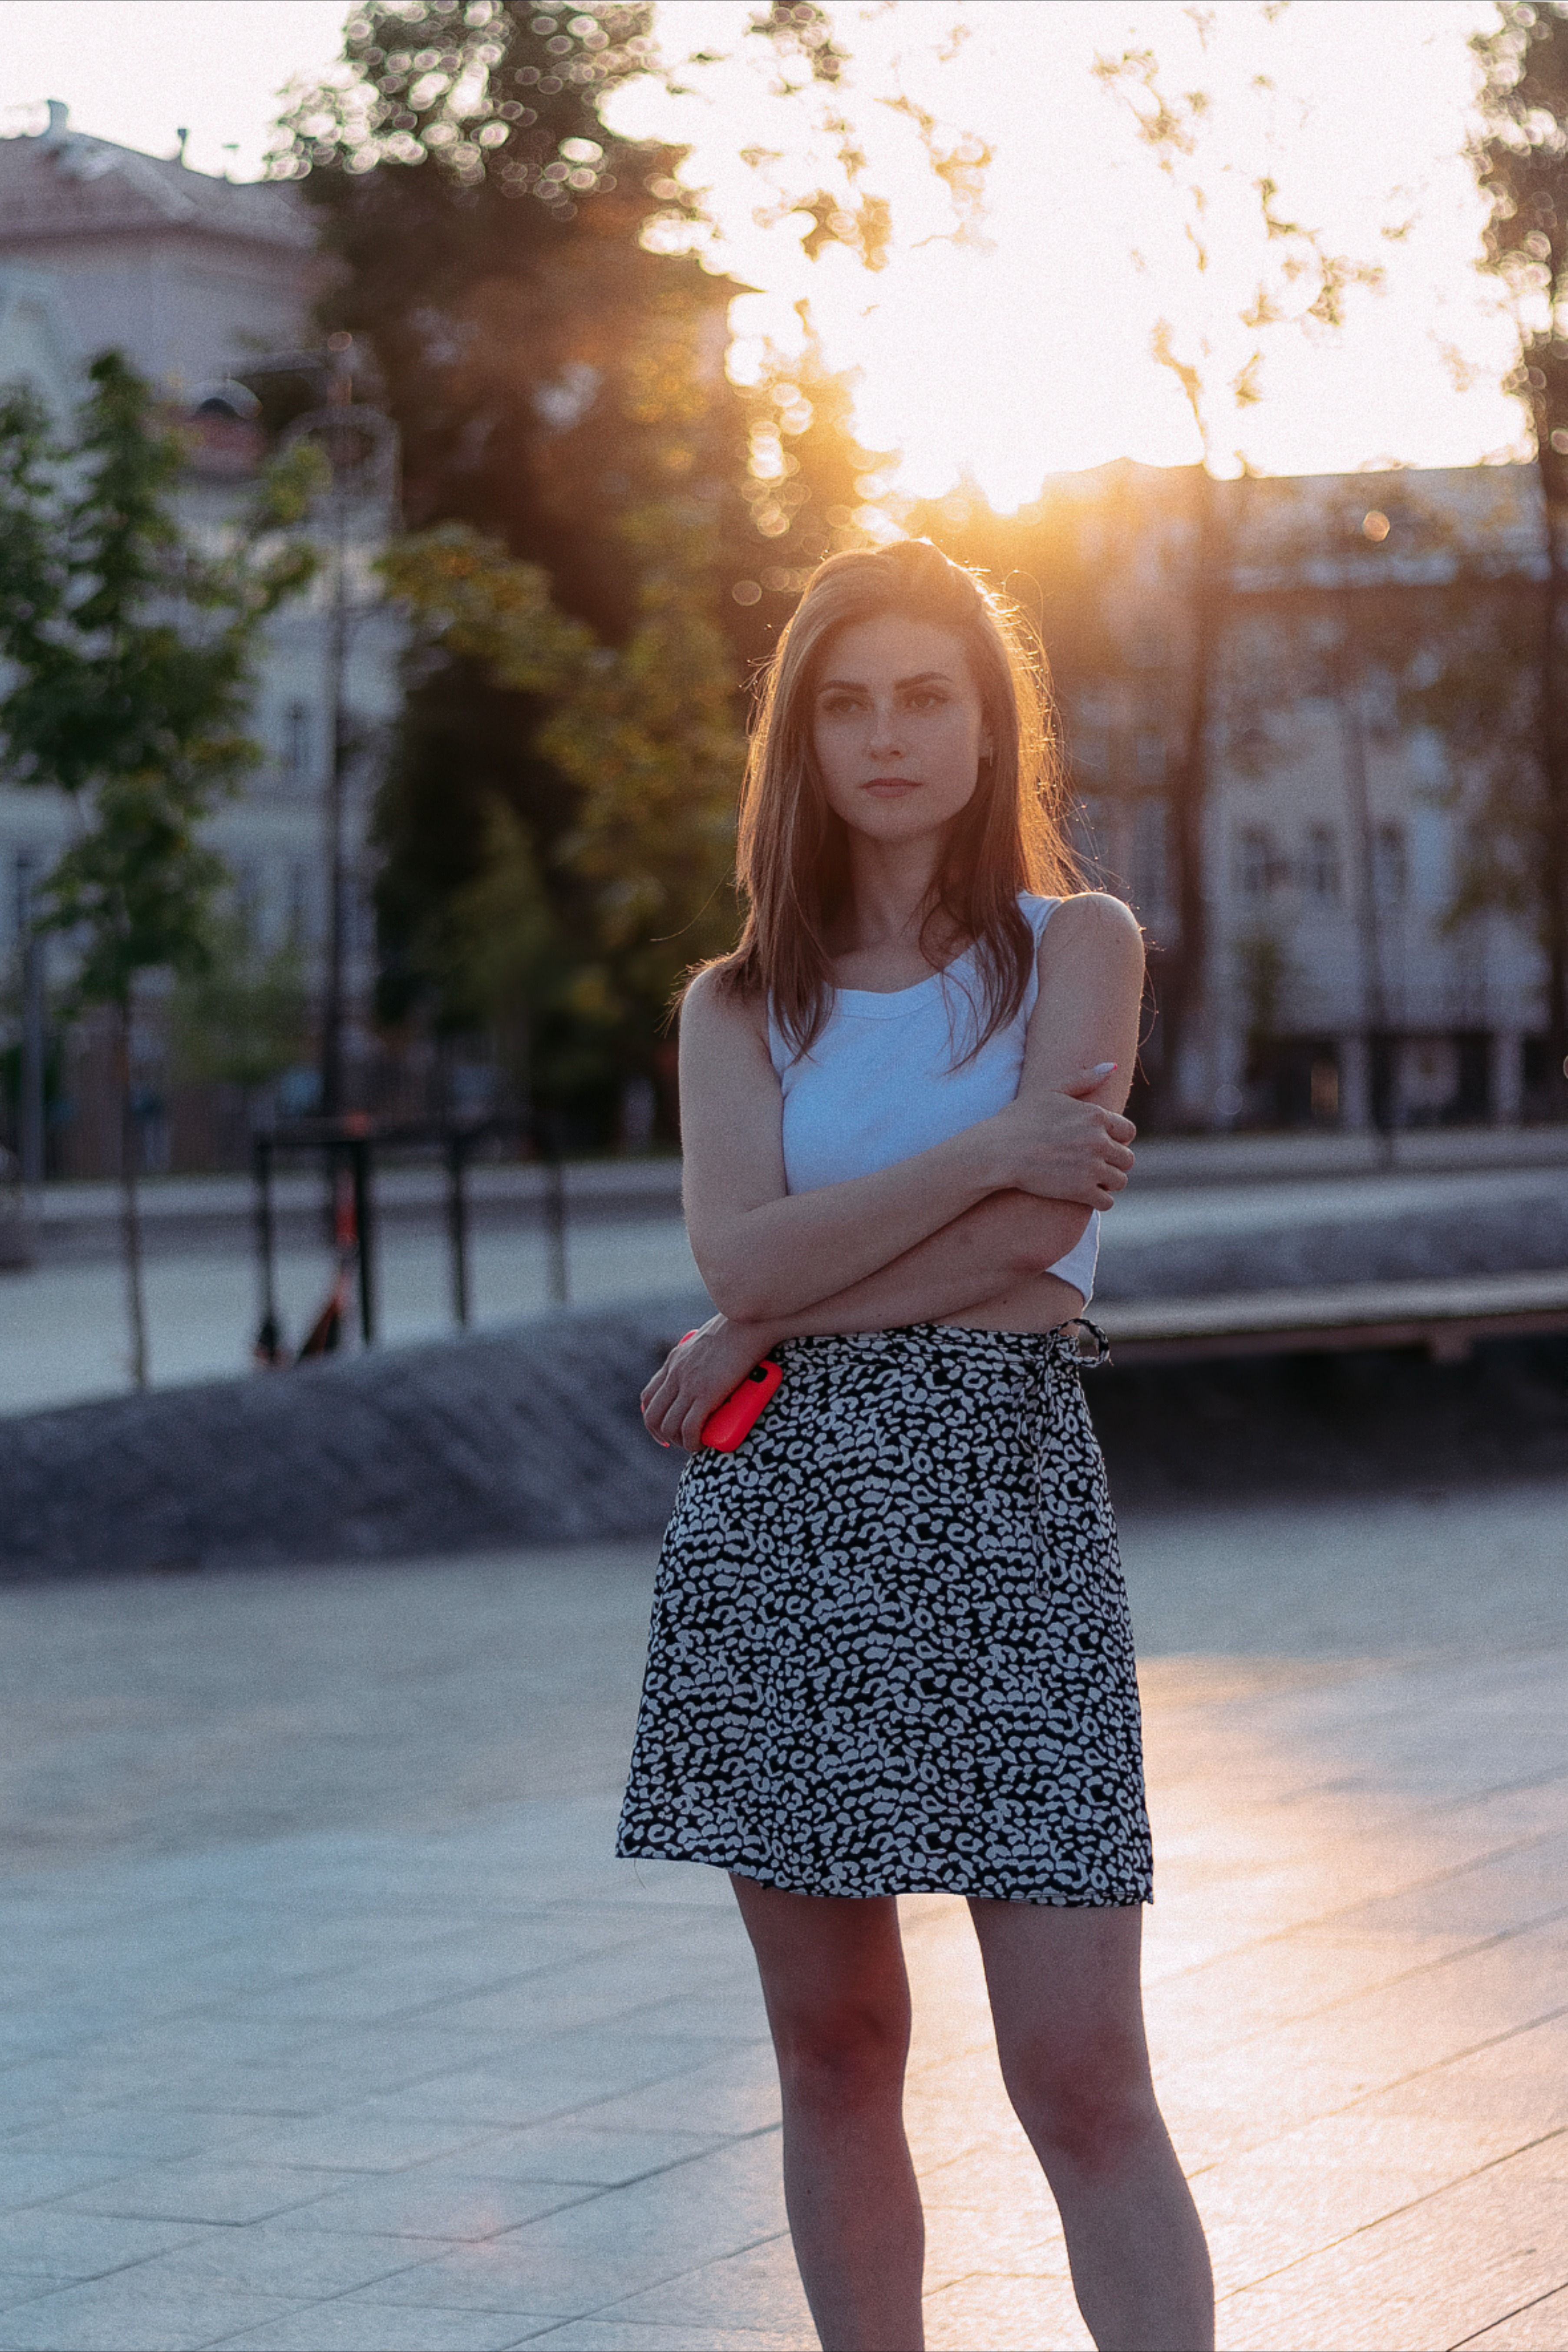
<box><xmin>284</xmin><ymin>702</ymin><xmax>313</xmax><ymax>795</ymax></box>
<box><xmin>1131</xmin><ymin>799</ymin><xmax>1168</xmax><ymax>913</ymax></box>
<box><xmin>1303</xmin><ymin>823</ymin><xmax>1340</xmax><ymax>900</ymax></box>
<box><xmin>1373</xmin><ymin>821</ymin><xmax>1407</xmax><ymax>904</ymax></box>
<box><xmin>1236</xmin><ymin>824</ymin><xmax>1278</xmax><ymax>901</ymax></box>
<box><xmin>234</xmin><ymin>860</ymin><xmax>261</xmax><ymax>937</ymax></box>
<box><xmin>287</xmin><ymin>861</ymin><xmax>311</xmax><ymax>944</ymax></box>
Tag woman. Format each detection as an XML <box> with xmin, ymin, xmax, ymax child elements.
<box><xmin>620</xmin><ymin>538</ymin><xmax>1213</xmax><ymax>2352</ymax></box>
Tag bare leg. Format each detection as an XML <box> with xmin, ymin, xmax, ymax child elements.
<box><xmin>969</xmin><ymin>1900</ymin><xmax>1213</xmax><ymax>2352</ymax></box>
<box><xmin>731</xmin><ymin>1876</ymin><xmax>925</xmax><ymax>2352</ymax></box>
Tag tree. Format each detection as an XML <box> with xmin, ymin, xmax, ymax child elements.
<box><xmin>269</xmin><ymin>0</ymin><xmax>905</xmax><ymax>1124</ymax></box>
<box><xmin>0</xmin><ymin>354</ymin><xmax>318</xmax><ymax>1386</ymax></box>
<box><xmin>380</xmin><ymin>510</ymin><xmax>746</xmax><ymax>1106</ymax></box>
<box><xmin>1090</xmin><ymin>17</ymin><xmax>1382</xmax><ymax>1123</ymax></box>
<box><xmin>170</xmin><ymin>910</ymin><xmax>314</xmax><ymax>1116</ymax></box>
<box><xmin>1472</xmin><ymin>0</ymin><xmax>1568</xmax><ymax>1111</ymax></box>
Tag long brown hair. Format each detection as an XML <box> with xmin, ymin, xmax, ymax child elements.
<box><xmin>708</xmin><ymin>537</ymin><xmax>1078</xmax><ymax>1060</ymax></box>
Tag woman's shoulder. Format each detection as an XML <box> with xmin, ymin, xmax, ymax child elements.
<box><xmin>681</xmin><ymin>959</ymin><xmax>771</xmax><ymax>1049</ymax></box>
<box><xmin>1029</xmin><ymin>888</ymin><xmax>1143</xmax><ymax>952</ymax></box>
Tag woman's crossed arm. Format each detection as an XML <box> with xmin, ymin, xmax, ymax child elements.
<box><xmin>645</xmin><ymin>895</ymin><xmax>1144</xmax><ymax>1450</ymax></box>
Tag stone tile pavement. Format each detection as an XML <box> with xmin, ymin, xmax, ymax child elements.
<box><xmin>0</xmin><ymin>1481</ymin><xmax>1564</xmax><ymax>2349</ymax></box>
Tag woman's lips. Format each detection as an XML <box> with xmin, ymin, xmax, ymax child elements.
<box><xmin>862</xmin><ymin>776</ymin><xmax>920</xmax><ymax>795</ymax></box>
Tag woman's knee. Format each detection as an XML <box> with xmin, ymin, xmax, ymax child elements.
<box><xmin>733</xmin><ymin>1882</ymin><xmax>911</xmax><ymax>2116</ymax></box>
<box><xmin>768</xmin><ymin>1988</ymin><xmax>911</xmax><ymax>2116</ymax></box>
<box><xmin>1002</xmin><ymin>2034</ymin><xmax>1161</xmax><ymax>2179</ymax></box>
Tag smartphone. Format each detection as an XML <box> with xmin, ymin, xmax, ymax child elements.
<box><xmin>681</xmin><ymin>1336</ymin><xmax>784</xmax><ymax>1452</ymax></box>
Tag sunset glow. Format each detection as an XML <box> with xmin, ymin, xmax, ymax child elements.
<box><xmin>607</xmin><ymin>1</ymin><xmax>1524</xmax><ymax>504</ymax></box>
<box><xmin>0</xmin><ymin>0</ymin><xmax>1529</xmax><ymax>505</ymax></box>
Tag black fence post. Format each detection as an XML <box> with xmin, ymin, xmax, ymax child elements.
<box><xmin>537</xmin><ymin>1110</ymin><xmax>569</xmax><ymax>1306</ymax></box>
<box><xmin>447</xmin><ymin>1126</ymin><xmax>470</xmax><ymax>1329</ymax></box>
<box><xmin>351</xmin><ymin>1136</ymin><xmax>376</xmax><ymax>1344</ymax></box>
<box><xmin>252</xmin><ymin>1131</ymin><xmax>284</xmax><ymax>1364</ymax></box>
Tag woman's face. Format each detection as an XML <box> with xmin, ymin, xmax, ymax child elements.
<box><xmin>810</xmin><ymin>612</ymin><xmax>991</xmax><ymax>850</ymax></box>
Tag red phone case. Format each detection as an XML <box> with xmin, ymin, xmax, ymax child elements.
<box><xmin>681</xmin><ymin>1336</ymin><xmax>784</xmax><ymax>1451</ymax></box>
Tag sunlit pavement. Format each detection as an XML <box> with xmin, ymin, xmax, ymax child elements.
<box><xmin>0</xmin><ymin>1485</ymin><xmax>1565</xmax><ymax>2351</ymax></box>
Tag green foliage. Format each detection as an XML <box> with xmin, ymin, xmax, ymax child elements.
<box><xmin>46</xmin><ymin>781</ymin><xmax>228</xmax><ymax>1016</ymax></box>
<box><xmin>382</xmin><ymin>515</ymin><xmax>745</xmax><ymax>1072</ymax></box>
<box><xmin>0</xmin><ymin>350</ymin><xmax>320</xmax><ymax>1014</ymax></box>
<box><xmin>169</xmin><ymin>911</ymin><xmax>313</xmax><ymax>1094</ymax></box>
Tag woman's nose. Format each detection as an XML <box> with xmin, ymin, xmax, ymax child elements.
<box><xmin>866</xmin><ymin>705</ymin><xmax>904</xmax><ymax>758</ymax></box>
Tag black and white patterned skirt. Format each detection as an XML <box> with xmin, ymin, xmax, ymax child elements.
<box><xmin>618</xmin><ymin>1322</ymin><xmax>1152</xmax><ymax>1905</ymax></box>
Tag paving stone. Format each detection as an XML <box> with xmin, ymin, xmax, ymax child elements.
<box><xmin>0</xmin><ymin>2211</ymin><xmax>214</xmax><ymax>2281</ymax></box>
<box><xmin>920</xmin><ymin>2270</ymin><xmax>1093</xmax><ymax>2351</ymax></box>
<box><xmin>518</xmin><ymin>2326</ymin><xmax>812</xmax><ymax>2352</ymax></box>
<box><xmin>365</xmin><ymin>2134</ymin><xmax>787</xmax><ymax>2317</ymax></box>
<box><xmin>277</xmin><ymin>2173</ymin><xmax>596</xmax><ymax>2243</ymax></box>
<box><xmin>0</xmin><ymin>2277</ymin><xmax>74</xmax><ymax>2314</ymax></box>
<box><xmin>111</xmin><ymin>2224</ymin><xmax>438</xmax><ymax>2300</ymax></box>
<box><xmin>0</xmin><ymin>2157</ymin><xmax>139</xmax><ymax>2215</ymax></box>
<box><xmin>414</xmin><ymin>2127</ymin><xmax>738</xmax><ymax>2191</ymax></box>
<box><xmin>0</xmin><ymin>2279</ymin><xmax>300</xmax><ymax>2352</ymax></box>
<box><xmin>216</xmin><ymin>2116</ymin><xmax>505</xmax><ymax>2178</ymax></box>
<box><xmin>210</xmin><ymin>2297</ymin><xmax>550</xmax><ymax>2350</ymax></box>
<box><xmin>54</xmin><ymin>2161</ymin><xmax>350</xmax><ymax>2227</ymax></box>
<box><xmin>579</xmin><ymin>2234</ymin><xmax>811</xmax><ymax>2334</ymax></box>
<box><xmin>1460</xmin><ymin>2284</ymin><xmax>1568</xmax><ymax>2349</ymax></box>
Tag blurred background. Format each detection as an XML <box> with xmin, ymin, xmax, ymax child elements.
<box><xmin>4</xmin><ymin>0</ymin><xmax>1568</xmax><ymax>1427</ymax></box>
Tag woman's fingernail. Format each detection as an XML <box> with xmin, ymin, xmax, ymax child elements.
<box><xmin>1092</xmin><ymin>1061</ymin><xmax>1117</xmax><ymax>1076</ymax></box>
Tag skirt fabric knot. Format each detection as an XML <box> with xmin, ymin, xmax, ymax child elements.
<box><xmin>617</xmin><ymin>1321</ymin><xmax>1152</xmax><ymax>1906</ymax></box>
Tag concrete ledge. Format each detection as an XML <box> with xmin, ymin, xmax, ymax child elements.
<box><xmin>0</xmin><ymin>1293</ymin><xmax>707</xmax><ymax>1580</ymax></box>
<box><xmin>1094</xmin><ymin>1168</ymin><xmax>1568</xmax><ymax>1300</ymax></box>
<box><xmin>1100</xmin><ymin>1267</ymin><xmax>1568</xmax><ymax>1365</ymax></box>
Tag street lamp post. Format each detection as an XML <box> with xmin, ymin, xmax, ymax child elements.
<box><xmin>13</xmin><ymin>849</ymin><xmax>45</xmax><ymax>1187</ymax></box>
<box><xmin>1334</xmin><ymin>511</ymin><xmax>1393</xmax><ymax>1149</ymax></box>
<box><xmin>281</xmin><ymin>337</ymin><xmax>399</xmax><ymax>1119</ymax></box>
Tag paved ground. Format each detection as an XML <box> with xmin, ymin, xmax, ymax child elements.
<box><xmin>0</xmin><ymin>1482</ymin><xmax>1565</xmax><ymax>2350</ymax></box>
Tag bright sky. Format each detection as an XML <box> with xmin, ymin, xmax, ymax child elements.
<box><xmin>0</xmin><ymin>0</ymin><xmax>1528</xmax><ymax>506</ymax></box>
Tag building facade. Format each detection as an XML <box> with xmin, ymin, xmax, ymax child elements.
<box><xmin>1057</xmin><ymin>460</ymin><xmax>1549</xmax><ymax>1130</ymax></box>
<box><xmin>0</xmin><ymin>106</ymin><xmax>398</xmax><ymax>1173</ymax></box>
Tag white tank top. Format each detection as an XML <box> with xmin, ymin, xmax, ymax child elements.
<box><xmin>767</xmin><ymin>893</ymin><xmax>1099</xmax><ymax>1307</ymax></box>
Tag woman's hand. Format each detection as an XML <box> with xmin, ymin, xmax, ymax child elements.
<box><xmin>986</xmin><ymin>1065</ymin><xmax>1137</xmax><ymax>1211</ymax></box>
<box><xmin>641</xmin><ymin>1314</ymin><xmax>778</xmax><ymax>1452</ymax></box>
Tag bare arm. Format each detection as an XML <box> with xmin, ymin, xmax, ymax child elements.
<box><xmin>646</xmin><ymin>895</ymin><xmax>1145</xmax><ymax>1447</ymax></box>
<box><xmin>678</xmin><ymin>928</ymin><xmax>1135</xmax><ymax>1323</ymax></box>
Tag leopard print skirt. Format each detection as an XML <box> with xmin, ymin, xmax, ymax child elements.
<box><xmin>617</xmin><ymin>1322</ymin><xmax>1152</xmax><ymax>1905</ymax></box>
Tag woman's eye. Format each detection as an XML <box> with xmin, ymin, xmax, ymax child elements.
<box><xmin>906</xmin><ymin>691</ymin><xmax>944</xmax><ymax>711</ymax></box>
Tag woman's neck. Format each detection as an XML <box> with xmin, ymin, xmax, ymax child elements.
<box><xmin>826</xmin><ymin>834</ymin><xmax>968</xmax><ymax>990</ymax></box>
<box><xmin>835</xmin><ymin>834</ymin><xmax>943</xmax><ymax>956</ymax></box>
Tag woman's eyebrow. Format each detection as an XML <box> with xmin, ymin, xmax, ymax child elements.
<box><xmin>816</xmin><ymin>670</ymin><xmax>955</xmax><ymax>693</ymax></box>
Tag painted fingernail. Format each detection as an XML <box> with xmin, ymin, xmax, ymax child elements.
<box><xmin>1092</xmin><ymin>1061</ymin><xmax>1117</xmax><ymax>1076</ymax></box>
